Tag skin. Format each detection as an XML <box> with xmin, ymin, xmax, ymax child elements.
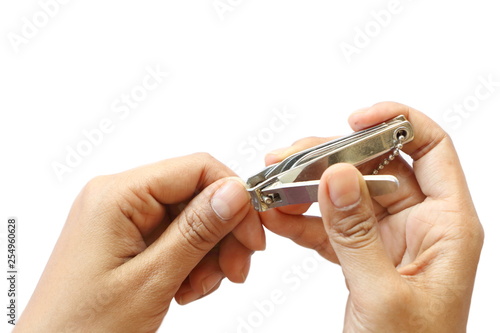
<box><xmin>262</xmin><ymin>102</ymin><xmax>484</xmax><ymax>332</ymax></box>
<box><xmin>15</xmin><ymin>153</ymin><xmax>266</xmax><ymax>332</ymax></box>
<box><xmin>16</xmin><ymin>102</ymin><xmax>483</xmax><ymax>332</ymax></box>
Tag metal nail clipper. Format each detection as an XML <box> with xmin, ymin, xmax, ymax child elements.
<box><xmin>246</xmin><ymin>115</ymin><xmax>414</xmax><ymax>212</ymax></box>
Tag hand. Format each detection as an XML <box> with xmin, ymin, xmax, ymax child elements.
<box><xmin>261</xmin><ymin>102</ymin><xmax>483</xmax><ymax>332</ymax></box>
<box><xmin>15</xmin><ymin>153</ymin><xmax>265</xmax><ymax>332</ymax></box>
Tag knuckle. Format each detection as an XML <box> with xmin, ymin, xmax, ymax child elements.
<box><xmin>190</xmin><ymin>152</ymin><xmax>229</xmax><ymax>177</ymax></box>
<box><xmin>312</xmin><ymin>236</ymin><xmax>335</xmax><ymax>258</ymax></box>
<box><xmin>470</xmin><ymin>220</ymin><xmax>485</xmax><ymax>251</ymax></box>
<box><xmin>365</xmin><ymin>282</ymin><xmax>413</xmax><ymax>318</ymax></box>
<box><xmin>80</xmin><ymin>175</ymin><xmax>114</xmax><ymax>202</ymax></box>
<box><xmin>475</xmin><ymin>220</ymin><xmax>485</xmax><ymax>243</ymax></box>
<box><xmin>328</xmin><ymin>210</ymin><xmax>378</xmax><ymax>248</ymax></box>
<box><xmin>84</xmin><ymin>175</ymin><xmax>109</xmax><ymax>192</ymax></box>
<box><xmin>192</xmin><ymin>152</ymin><xmax>216</xmax><ymax>163</ymax></box>
<box><xmin>178</xmin><ymin>207</ymin><xmax>221</xmax><ymax>252</ymax></box>
<box><xmin>382</xmin><ymin>286</ymin><xmax>411</xmax><ymax>311</ymax></box>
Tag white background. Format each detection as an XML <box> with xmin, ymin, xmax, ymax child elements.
<box><xmin>1</xmin><ymin>0</ymin><xmax>499</xmax><ymax>332</ymax></box>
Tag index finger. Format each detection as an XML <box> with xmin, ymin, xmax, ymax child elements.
<box><xmin>113</xmin><ymin>153</ymin><xmax>265</xmax><ymax>251</ymax></box>
<box><xmin>104</xmin><ymin>153</ymin><xmax>237</xmax><ymax>237</ymax></box>
<box><xmin>132</xmin><ymin>152</ymin><xmax>236</xmax><ymax>205</ymax></box>
<box><xmin>348</xmin><ymin>101</ymin><xmax>468</xmax><ymax>199</ymax></box>
<box><xmin>264</xmin><ymin>137</ymin><xmax>337</xmax><ymax>215</ymax></box>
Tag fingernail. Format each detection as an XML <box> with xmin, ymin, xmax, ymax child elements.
<box><xmin>178</xmin><ymin>291</ymin><xmax>202</xmax><ymax>305</ymax></box>
<box><xmin>351</xmin><ymin>107</ymin><xmax>369</xmax><ymax>115</ymax></box>
<box><xmin>240</xmin><ymin>258</ymin><xmax>251</xmax><ymax>283</ymax></box>
<box><xmin>265</xmin><ymin>147</ymin><xmax>289</xmax><ymax>165</ymax></box>
<box><xmin>202</xmin><ymin>273</ymin><xmax>224</xmax><ymax>295</ymax></box>
<box><xmin>348</xmin><ymin>107</ymin><xmax>370</xmax><ymax>127</ymax></box>
<box><xmin>328</xmin><ymin>165</ymin><xmax>361</xmax><ymax>209</ymax></box>
<box><xmin>211</xmin><ymin>178</ymin><xmax>249</xmax><ymax>221</ymax></box>
<box><xmin>267</xmin><ymin>147</ymin><xmax>288</xmax><ymax>157</ymax></box>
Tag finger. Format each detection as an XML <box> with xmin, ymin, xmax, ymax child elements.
<box><xmin>275</xmin><ymin>203</ymin><xmax>312</xmax><ymax>215</ymax></box>
<box><xmin>260</xmin><ymin>209</ymin><xmax>339</xmax><ymax>264</ymax></box>
<box><xmin>265</xmin><ymin>137</ymin><xmax>337</xmax><ymax>215</ymax></box>
<box><xmin>175</xmin><ymin>275</ymin><xmax>223</xmax><ymax>306</ymax></box>
<box><xmin>319</xmin><ymin>163</ymin><xmax>401</xmax><ymax>293</ymax></box>
<box><xmin>231</xmin><ymin>209</ymin><xmax>266</xmax><ymax>251</ymax></box>
<box><xmin>128</xmin><ymin>177</ymin><xmax>252</xmax><ymax>297</ymax></box>
<box><xmin>265</xmin><ymin>147</ymin><xmax>289</xmax><ymax>166</ymax></box>
<box><xmin>349</xmin><ymin>102</ymin><xmax>441</xmax><ymax>159</ymax></box>
<box><xmin>367</xmin><ymin>155</ymin><xmax>426</xmax><ymax>215</ymax></box>
<box><xmin>175</xmin><ymin>248</ymin><xmax>225</xmax><ymax>305</ymax></box>
<box><xmin>174</xmin><ymin>278</ymin><xmax>195</xmax><ymax>305</ymax></box>
<box><xmin>348</xmin><ymin>102</ymin><xmax>467</xmax><ymax>199</ymax></box>
<box><xmin>219</xmin><ymin>234</ymin><xmax>253</xmax><ymax>283</ymax></box>
<box><xmin>114</xmin><ymin>153</ymin><xmax>238</xmax><ymax>236</ymax></box>
<box><xmin>360</xmin><ymin>156</ymin><xmax>425</xmax><ymax>264</ymax></box>
<box><xmin>265</xmin><ymin>136</ymin><xmax>337</xmax><ymax>166</ymax></box>
<box><xmin>188</xmin><ymin>248</ymin><xmax>223</xmax><ymax>294</ymax></box>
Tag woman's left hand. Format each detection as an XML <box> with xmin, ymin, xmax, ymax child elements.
<box><xmin>15</xmin><ymin>153</ymin><xmax>265</xmax><ymax>332</ymax></box>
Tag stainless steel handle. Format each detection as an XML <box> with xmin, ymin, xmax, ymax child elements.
<box><xmin>247</xmin><ymin>115</ymin><xmax>413</xmax><ymax>212</ymax></box>
<box><xmin>259</xmin><ymin>175</ymin><xmax>399</xmax><ymax>209</ymax></box>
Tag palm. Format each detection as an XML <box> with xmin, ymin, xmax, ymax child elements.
<box><xmin>377</xmin><ymin>201</ymin><xmax>425</xmax><ymax>269</ymax></box>
<box><xmin>379</xmin><ymin>193</ymin><xmax>459</xmax><ymax>273</ymax></box>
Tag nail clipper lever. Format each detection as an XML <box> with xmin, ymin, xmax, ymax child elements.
<box><xmin>245</xmin><ymin>115</ymin><xmax>414</xmax><ymax>212</ymax></box>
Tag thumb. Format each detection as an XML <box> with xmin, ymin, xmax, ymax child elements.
<box><xmin>136</xmin><ymin>177</ymin><xmax>252</xmax><ymax>286</ymax></box>
<box><xmin>318</xmin><ymin>163</ymin><xmax>399</xmax><ymax>292</ymax></box>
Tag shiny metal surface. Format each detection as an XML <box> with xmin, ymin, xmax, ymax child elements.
<box><xmin>246</xmin><ymin>115</ymin><xmax>414</xmax><ymax>211</ymax></box>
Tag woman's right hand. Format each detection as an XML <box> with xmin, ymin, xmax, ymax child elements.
<box><xmin>261</xmin><ymin>102</ymin><xmax>483</xmax><ymax>332</ymax></box>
